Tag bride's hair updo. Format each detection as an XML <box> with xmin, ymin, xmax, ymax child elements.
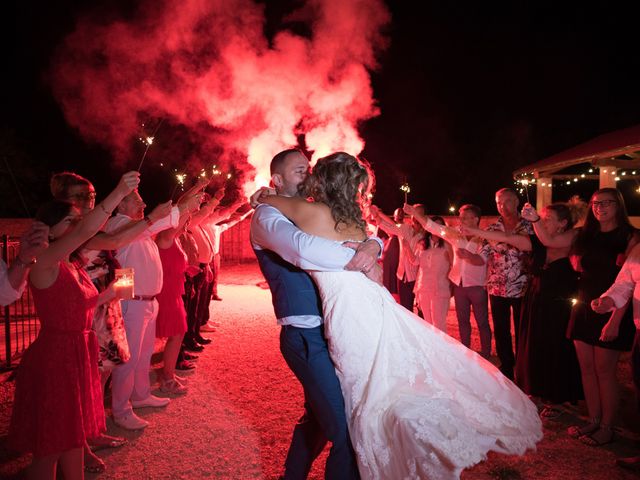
<box><xmin>301</xmin><ymin>152</ymin><xmax>375</xmax><ymax>231</ymax></box>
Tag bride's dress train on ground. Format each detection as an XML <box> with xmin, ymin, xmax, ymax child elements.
<box><xmin>310</xmin><ymin>269</ymin><xmax>542</xmax><ymax>480</ymax></box>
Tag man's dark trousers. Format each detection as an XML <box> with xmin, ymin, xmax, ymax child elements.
<box><xmin>280</xmin><ymin>325</ymin><xmax>360</xmax><ymax>480</ymax></box>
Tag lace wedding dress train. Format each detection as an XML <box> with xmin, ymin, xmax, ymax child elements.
<box><xmin>310</xmin><ymin>270</ymin><xmax>542</xmax><ymax>480</ymax></box>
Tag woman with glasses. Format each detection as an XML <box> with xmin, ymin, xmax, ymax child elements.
<box><xmin>49</xmin><ymin>171</ymin><xmax>169</xmax><ymax>472</ymax></box>
<box><xmin>565</xmin><ymin>187</ymin><xmax>639</xmax><ymax>446</ymax></box>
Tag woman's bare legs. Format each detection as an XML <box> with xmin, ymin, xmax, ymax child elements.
<box><xmin>587</xmin><ymin>346</ymin><xmax>621</xmax><ymax>443</ymax></box>
<box><xmin>572</xmin><ymin>341</ymin><xmax>620</xmax><ymax>443</ymax></box>
<box><xmin>571</xmin><ymin>341</ymin><xmax>601</xmax><ymax>434</ymax></box>
<box><xmin>58</xmin><ymin>447</ymin><xmax>84</xmax><ymax>480</ymax></box>
<box><xmin>27</xmin><ymin>447</ymin><xmax>83</xmax><ymax>480</ymax></box>
<box><xmin>27</xmin><ymin>454</ymin><xmax>58</xmax><ymax>480</ymax></box>
<box><xmin>162</xmin><ymin>334</ymin><xmax>184</xmax><ymax>381</ymax></box>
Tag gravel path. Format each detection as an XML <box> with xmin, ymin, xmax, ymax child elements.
<box><xmin>2</xmin><ymin>262</ymin><xmax>640</xmax><ymax>479</ymax></box>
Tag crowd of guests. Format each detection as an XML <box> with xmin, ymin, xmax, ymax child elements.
<box><xmin>4</xmin><ymin>172</ymin><xmax>640</xmax><ymax>476</ymax></box>
<box><xmin>369</xmin><ymin>186</ymin><xmax>640</xmax><ymax>472</ymax></box>
<box><xmin>1</xmin><ymin>170</ymin><xmax>248</xmax><ymax>479</ymax></box>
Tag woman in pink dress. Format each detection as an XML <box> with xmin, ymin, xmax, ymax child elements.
<box><xmin>9</xmin><ymin>172</ymin><xmax>138</xmax><ymax>480</ymax></box>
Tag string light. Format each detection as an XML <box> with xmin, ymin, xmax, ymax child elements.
<box><xmin>513</xmin><ymin>165</ymin><xmax>640</xmax><ymax>190</ymax></box>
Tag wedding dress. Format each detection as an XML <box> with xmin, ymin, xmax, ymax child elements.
<box><xmin>309</xmin><ymin>266</ymin><xmax>542</xmax><ymax>480</ymax></box>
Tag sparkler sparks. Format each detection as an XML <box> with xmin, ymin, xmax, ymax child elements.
<box><xmin>171</xmin><ymin>172</ymin><xmax>187</xmax><ymax>199</ymax></box>
<box><xmin>400</xmin><ymin>183</ymin><xmax>411</xmax><ymax>203</ymax></box>
<box><xmin>136</xmin><ymin>119</ymin><xmax>164</xmax><ymax>171</ymax></box>
<box><xmin>520</xmin><ymin>178</ymin><xmax>531</xmax><ymax>204</ymax></box>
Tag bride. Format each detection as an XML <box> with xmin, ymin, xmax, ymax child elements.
<box><xmin>256</xmin><ymin>152</ymin><xmax>542</xmax><ymax>479</ymax></box>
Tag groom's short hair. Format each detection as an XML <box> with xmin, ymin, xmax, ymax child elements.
<box><xmin>270</xmin><ymin>148</ymin><xmax>307</xmax><ymax>175</ymax></box>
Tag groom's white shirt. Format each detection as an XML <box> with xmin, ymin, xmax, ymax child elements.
<box><xmin>251</xmin><ymin>204</ymin><xmax>382</xmax><ymax>328</ymax></box>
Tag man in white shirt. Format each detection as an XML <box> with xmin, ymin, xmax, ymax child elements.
<box><xmin>0</xmin><ymin>222</ymin><xmax>49</xmax><ymax>306</ymax></box>
<box><xmin>105</xmin><ymin>189</ymin><xmax>183</xmax><ymax>430</ymax></box>
<box><xmin>204</xmin><ymin>202</ymin><xmax>250</xmax><ymax>302</ymax></box>
<box><xmin>250</xmin><ymin>148</ymin><xmax>381</xmax><ymax>479</ymax></box>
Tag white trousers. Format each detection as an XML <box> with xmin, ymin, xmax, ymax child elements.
<box><xmin>111</xmin><ymin>299</ymin><xmax>158</xmax><ymax>418</ymax></box>
<box><xmin>416</xmin><ymin>291</ymin><xmax>450</xmax><ymax>333</ymax></box>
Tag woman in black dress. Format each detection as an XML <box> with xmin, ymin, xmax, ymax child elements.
<box><xmin>566</xmin><ymin>188</ymin><xmax>638</xmax><ymax>446</ymax></box>
<box><xmin>465</xmin><ymin>203</ymin><xmax>584</xmax><ymax>418</ymax></box>
<box><xmin>517</xmin><ymin>203</ymin><xmax>583</xmax><ymax>416</ymax></box>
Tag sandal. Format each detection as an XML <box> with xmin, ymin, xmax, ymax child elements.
<box><xmin>89</xmin><ymin>433</ymin><xmax>128</xmax><ymax>451</ymax></box>
<box><xmin>579</xmin><ymin>426</ymin><xmax>614</xmax><ymax>447</ymax></box>
<box><xmin>568</xmin><ymin>420</ymin><xmax>600</xmax><ymax>438</ymax></box>
<box><xmin>84</xmin><ymin>453</ymin><xmax>106</xmax><ymax>474</ymax></box>
<box><xmin>540</xmin><ymin>406</ymin><xmax>563</xmax><ymax>420</ymax></box>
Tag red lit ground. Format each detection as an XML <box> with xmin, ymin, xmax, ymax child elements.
<box><xmin>1</xmin><ymin>262</ymin><xmax>639</xmax><ymax>479</ymax></box>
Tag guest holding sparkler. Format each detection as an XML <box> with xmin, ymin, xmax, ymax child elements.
<box><xmin>404</xmin><ymin>203</ymin><xmax>492</xmax><ymax>358</ymax></box>
<box><xmin>564</xmin><ymin>188</ymin><xmax>638</xmax><ymax>446</ymax></box>
<box><xmin>464</xmin><ymin>202</ymin><xmax>584</xmax><ymax>418</ymax></box>
<box><xmin>200</xmin><ymin>196</ymin><xmax>249</xmax><ymax>305</ymax></box>
<box><xmin>8</xmin><ymin>172</ymin><xmax>139</xmax><ymax>480</ymax></box>
<box><xmin>50</xmin><ymin>171</ymin><xmax>173</xmax><ymax>470</ymax></box>
<box><xmin>380</xmin><ymin>208</ymin><xmax>404</xmax><ymax>302</ymax></box>
<box><xmin>372</xmin><ymin>203</ymin><xmax>426</xmax><ymax>312</ymax></box>
<box><xmin>405</xmin><ymin>215</ymin><xmax>453</xmax><ymax>332</ymax></box>
<box><xmin>181</xmin><ymin>188</ymin><xmax>227</xmax><ymax>349</ymax></box>
<box><xmin>592</xmin><ymin>244</ymin><xmax>640</xmax><ymax>470</ymax></box>
<box><xmin>105</xmin><ymin>185</ymin><xmax>192</xmax><ymax>430</ymax></box>
<box><xmin>176</xmin><ymin>228</ymin><xmax>201</xmax><ymax>369</ymax></box>
<box><xmin>0</xmin><ymin>222</ymin><xmax>49</xmax><ymax>307</ymax></box>
<box><xmin>155</xmin><ymin>178</ymin><xmax>208</xmax><ymax>395</ymax></box>
<box><xmin>483</xmin><ymin>188</ymin><xmax>532</xmax><ymax>380</ymax></box>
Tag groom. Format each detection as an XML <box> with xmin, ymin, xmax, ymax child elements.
<box><xmin>250</xmin><ymin>148</ymin><xmax>382</xmax><ymax>479</ymax></box>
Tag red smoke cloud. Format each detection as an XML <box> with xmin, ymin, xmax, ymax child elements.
<box><xmin>50</xmin><ymin>0</ymin><xmax>390</xmax><ymax>193</ymax></box>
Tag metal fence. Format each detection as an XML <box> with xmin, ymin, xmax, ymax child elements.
<box><xmin>2</xmin><ymin>235</ymin><xmax>40</xmax><ymax>370</ymax></box>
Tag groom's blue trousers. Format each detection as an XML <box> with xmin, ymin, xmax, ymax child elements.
<box><xmin>280</xmin><ymin>325</ymin><xmax>360</xmax><ymax>480</ymax></box>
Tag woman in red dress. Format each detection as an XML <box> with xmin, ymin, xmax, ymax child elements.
<box><xmin>155</xmin><ymin>183</ymin><xmax>205</xmax><ymax>394</ymax></box>
<box><xmin>9</xmin><ymin>172</ymin><xmax>138</xmax><ymax>480</ymax></box>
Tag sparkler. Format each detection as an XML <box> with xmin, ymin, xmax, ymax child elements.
<box><xmin>171</xmin><ymin>173</ymin><xmax>187</xmax><ymax>199</ymax></box>
<box><xmin>520</xmin><ymin>178</ymin><xmax>531</xmax><ymax>204</ymax></box>
<box><xmin>400</xmin><ymin>183</ymin><xmax>411</xmax><ymax>204</ymax></box>
<box><xmin>136</xmin><ymin>118</ymin><xmax>164</xmax><ymax>171</ymax></box>
<box><xmin>211</xmin><ymin>165</ymin><xmax>232</xmax><ymax>182</ymax></box>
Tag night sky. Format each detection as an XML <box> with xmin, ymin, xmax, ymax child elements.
<box><xmin>4</xmin><ymin>1</ymin><xmax>640</xmax><ymax>217</ymax></box>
